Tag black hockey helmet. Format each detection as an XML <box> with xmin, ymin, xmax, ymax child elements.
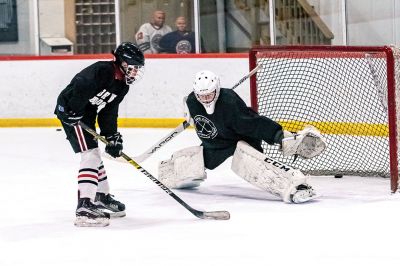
<box><xmin>112</xmin><ymin>42</ymin><xmax>145</xmax><ymax>85</ymax></box>
<box><xmin>112</xmin><ymin>42</ymin><xmax>145</xmax><ymax>67</ymax></box>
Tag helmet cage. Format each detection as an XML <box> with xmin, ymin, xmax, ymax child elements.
<box><xmin>124</xmin><ymin>64</ymin><xmax>145</xmax><ymax>85</ymax></box>
<box><xmin>113</xmin><ymin>42</ymin><xmax>145</xmax><ymax>85</ymax></box>
<box><xmin>196</xmin><ymin>91</ymin><xmax>216</xmax><ymax>104</ymax></box>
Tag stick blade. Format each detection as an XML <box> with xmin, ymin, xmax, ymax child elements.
<box><xmin>197</xmin><ymin>210</ymin><xmax>230</xmax><ymax>220</ymax></box>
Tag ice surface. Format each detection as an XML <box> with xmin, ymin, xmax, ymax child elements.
<box><xmin>1</xmin><ymin>127</ymin><xmax>400</xmax><ymax>266</ymax></box>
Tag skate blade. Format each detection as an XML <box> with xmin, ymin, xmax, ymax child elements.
<box><xmin>98</xmin><ymin>208</ymin><xmax>126</xmax><ymax>218</ymax></box>
<box><xmin>95</xmin><ymin>204</ymin><xmax>126</xmax><ymax>218</ymax></box>
<box><xmin>109</xmin><ymin>211</ymin><xmax>126</xmax><ymax>218</ymax></box>
<box><xmin>292</xmin><ymin>194</ymin><xmax>321</xmax><ymax>203</ymax></box>
<box><xmin>74</xmin><ymin>216</ymin><xmax>110</xmax><ymax>227</ymax></box>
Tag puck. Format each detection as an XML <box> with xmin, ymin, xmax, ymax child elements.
<box><xmin>334</xmin><ymin>174</ymin><xmax>343</xmax><ymax>178</ymax></box>
<box><xmin>56</xmin><ymin>128</ymin><xmax>62</xmax><ymax>131</ymax></box>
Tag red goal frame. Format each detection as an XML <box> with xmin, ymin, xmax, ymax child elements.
<box><xmin>249</xmin><ymin>45</ymin><xmax>399</xmax><ymax>192</ymax></box>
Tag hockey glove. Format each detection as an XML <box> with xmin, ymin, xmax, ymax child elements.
<box><xmin>56</xmin><ymin>105</ymin><xmax>83</xmax><ymax>126</ymax></box>
<box><xmin>105</xmin><ymin>132</ymin><xmax>123</xmax><ymax>158</ymax></box>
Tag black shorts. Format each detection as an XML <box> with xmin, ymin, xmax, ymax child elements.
<box><xmin>203</xmin><ymin>140</ymin><xmax>262</xmax><ymax>170</ymax></box>
<box><xmin>60</xmin><ymin>119</ymin><xmax>98</xmax><ymax>153</ymax></box>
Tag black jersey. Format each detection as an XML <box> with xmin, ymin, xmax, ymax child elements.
<box><xmin>55</xmin><ymin>61</ymin><xmax>129</xmax><ymax>136</ymax></box>
<box><xmin>186</xmin><ymin>88</ymin><xmax>282</xmax><ymax>150</ymax></box>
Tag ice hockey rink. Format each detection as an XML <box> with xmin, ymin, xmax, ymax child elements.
<box><xmin>1</xmin><ymin>127</ymin><xmax>400</xmax><ymax>266</ymax></box>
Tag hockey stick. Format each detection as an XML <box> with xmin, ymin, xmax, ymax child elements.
<box><xmin>133</xmin><ymin>120</ymin><xmax>191</xmax><ymax>163</ymax></box>
<box><xmin>79</xmin><ymin>121</ymin><xmax>230</xmax><ymax>220</ymax></box>
<box><xmin>105</xmin><ymin>64</ymin><xmax>263</xmax><ymax>163</ymax></box>
<box><xmin>231</xmin><ymin>64</ymin><xmax>262</xmax><ymax>90</ymax></box>
<box><xmin>101</xmin><ymin>120</ymin><xmax>190</xmax><ymax>163</ymax></box>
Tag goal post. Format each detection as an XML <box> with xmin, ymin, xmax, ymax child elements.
<box><xmin>249</xmin><ymin>45</ymin><xmax>400</xmax><ymax>193</ymax></box>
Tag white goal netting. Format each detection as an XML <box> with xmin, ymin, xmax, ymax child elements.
<box><xmin>250</xmin><ymin>46</ymin><xmax>400</xmax><ymax>192</ymax></box>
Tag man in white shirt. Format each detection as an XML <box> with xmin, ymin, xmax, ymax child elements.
<box><xmin>135</xmin><ymin>10</ymin><xmax>172</xmax><ymax>54</ymax></box>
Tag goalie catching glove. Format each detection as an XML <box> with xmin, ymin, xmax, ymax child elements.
<box><xmin>105</xmin><ymin>132</ymin><xmax>123</xmax><ymax>158</ymax></box>
<box><xmin>281</xmin><ymin>125</ymin><xmax>327</xmax><ymax>159</ymax></box>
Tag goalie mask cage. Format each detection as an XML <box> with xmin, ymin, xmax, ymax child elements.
<box><xmin>249</xmin><ymin>45</ymin><xmax>400</xmax><ymax>193</ymax></box>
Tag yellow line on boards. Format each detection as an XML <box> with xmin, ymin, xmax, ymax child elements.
<box><xmin>279</xmin><ymin>121</ymin><xmax>389</xmax><ymax>137</ymax></box>
<box><xmin>0</xmin><ymin>118</ymin><xmax>62</xmax><ymax>127</ymax></box>
<box><xmin>0</xmin><ymin>118</ymin><xmax>186</xmax><ymax>128</ymax></box>
<box><xmin>0</xmin><ymin>118</ymin><xmax>389</xmax><ymax>136</ymax></box>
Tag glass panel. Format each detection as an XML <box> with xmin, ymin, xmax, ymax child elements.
<box><xmin>347</xmin><ymin>0</ymin><xmax>400</xmax><ymax>45</ymax></box>
<box><xmin>4</xmin><ymin>1</ymin><xmax>400</xmax><ymax>56</ymax></box>
<box><xmin>73</xmin><ymin>0</ymin><xmax>116</xmax><ymax>54</ymax></box>
<box><xmin>273</xmin><ymin>0</ymin><xmax>344</xmax><ymax>45</ymax></box>
<box><xmin>119</xmin><ymin>0</ymin><xmax>196</xmax><ymax>54</ymax></box>
<box><xmin>37</xmin><ymin>0</ymin><xmax>114</xmax><ymax>55</ymax></box>
<box><xmin>0</xmin><ymin>0</ymin><xmax>34</xmax><ymax>55</ymax></box>
<box><xmin>200</xmin><ymin>0</ymin><xmax>345</xmax><ymax>53</ymax></box>
<box><xmin>200</xmin><ymin>0</ymin><xmax>258</xmax><ymax>53</ymax></box>
<box><xmin>0</xmin><ymin>0</ymin><xmax>18</xmax><ymax>42</ymax></box>
<box><xmin>38</xmin><ymin>0</ymin><xmax>73</xmax><ymax>55</ymax></box>
<box><xmin>396</xmin><ymin>0</ymin><xmax>400</xmax><ymax>44</ymax></box>
<box><xmin>199</xmin><ymin>1</ymin><xmax>281</xmax><ymax>52</ymax></box>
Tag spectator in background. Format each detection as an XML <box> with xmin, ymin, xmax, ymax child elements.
<box><xmin>159</xmin><ymin>16</ymin><xmax>196</xmax><ymax>54</ymax></box>
<box><xmin>135</xmin><ymin>10</ymin><xmax>172</xmax><ymax>54</ymax></box>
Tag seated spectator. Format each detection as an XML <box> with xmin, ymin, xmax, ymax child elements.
<box><xmin>159</xmin><ymin>16</ymin><xmax>196</xmax><ymax>54</ymax></box>
<box><xmin>135</xmin><ymin>10</ymin><xmax>172</xmax><ymax>54</ymax></box>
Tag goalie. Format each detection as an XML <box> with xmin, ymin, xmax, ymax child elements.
<box><xmin>158</xmin><ymin>70</ymin><xmax>327</xmax><ymax>203</ymax></box>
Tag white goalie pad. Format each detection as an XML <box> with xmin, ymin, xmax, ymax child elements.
<box><xmin>158</xmin><ymin>146</ymin><xmax>206</xmax><ymax>189</ymax></box>
<box><xmin>232</xmin><ymin>141</ymin><xmax>317</xmax><ymax>203</ymax></box>
<box><xmin>282</xmin><ymin>125</ymin><xmax>327</xmax><ymax>159</ymax></box>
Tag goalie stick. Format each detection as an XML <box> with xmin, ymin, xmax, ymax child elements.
<box><xmin>79</xmin><ymin>121</ymin><xmax>230</xmax><ymax>220</ymax></box>
<box><xmin>101</xmin><ymin>120</ymin><xmax>190</xmax><ymax>163</ymax></box>
<box><xmin>231</xmin><ymin>64</ymin><xmax>262</xmax><ymax>90</ymax></box>
<box><xmin>133</xmin><ymin>120</ymin><xmax>191</xmax><ymax>163</ymax></box>
<box><xmin>105</xmin><ymin>64</ymin><xmax>263</xmax><ymax>163</ymax></box>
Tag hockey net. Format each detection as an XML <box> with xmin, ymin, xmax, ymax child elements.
<box><xmin>249</xmin><ymin>46</ymin><xmax>400</xmax><ymax>192</ymax></box>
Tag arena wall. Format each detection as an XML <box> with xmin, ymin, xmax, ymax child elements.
<box><xmin>0</xmin><ymin>54</ymin><xmax>249</xmax><ymax>127</ymax></box>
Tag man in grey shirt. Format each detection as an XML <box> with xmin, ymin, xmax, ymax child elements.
<box><xmin>135</xmin><ymin>10</ymin><xmax>172</xmax><ymax>54</ymax></box>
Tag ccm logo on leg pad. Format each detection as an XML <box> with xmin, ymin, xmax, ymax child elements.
<box><xmin>264</xmin><ymin>157</ymin><xmax>292</xmax><ymax>172</ymax></box>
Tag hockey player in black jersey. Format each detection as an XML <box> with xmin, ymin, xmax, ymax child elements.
<box><xmin>158</xmin><ymin>70</ymin><xmax>326</xmax><ymax>203</ymax></box>
<box><xmin>55</xmin><ymin>42</ymin><xmax>145</xmax><ymax>227</ymax></box>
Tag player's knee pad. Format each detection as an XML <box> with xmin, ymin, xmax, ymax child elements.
<box><xmin>282</xmin><ymin>125</ymin><xmax>327</xmax><ymax>159</ymax></box>
<box><xmin>80</xmin><ymin>148</ymin><xmax>102</xmax><ymax>170</ymax></box>
<box><xmin>158</xmin><ymin>146</ymin><xmax>206</xmax><ymax>189</ymax></box>
<box><xmin>231</xmin><ymin>141</ymin><xmax>315</xmax><ymax>203</ymax></box>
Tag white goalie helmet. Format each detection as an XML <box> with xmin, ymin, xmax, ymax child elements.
<box><xmin>193</xmin><ymin>70</ymin><xmax>221</xmax><ymax>114</ymax></box>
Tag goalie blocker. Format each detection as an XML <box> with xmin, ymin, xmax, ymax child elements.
<box><xmin>158</xmin><ymin>140</ymin><xmax>319</xmax><ymax>203</ymax></box>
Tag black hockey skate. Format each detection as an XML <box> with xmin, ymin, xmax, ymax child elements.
<box><xmin>75</xmin><ymin>198</ymin><xmax>110</xmax><ymax>227</ymax></box>
<box><xmin>95</xmin><ymin>193</ymin><xmax>126</xmax><ymax>218</ymax></box>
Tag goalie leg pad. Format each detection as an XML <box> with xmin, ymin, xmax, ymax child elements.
<box><xmin>282</xmin><ymin>125</ymin><xmax>327</xmax><ymax>159</ymax></box>
<box><xmin>158</xmin><ymin>146</ymin><xmax>206</xmax><ymax>189</ymax></box>
<box><xmin>232</xmin><ymin>141</ymin><xmax>317</xmax><ymax>203</ymax></box>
